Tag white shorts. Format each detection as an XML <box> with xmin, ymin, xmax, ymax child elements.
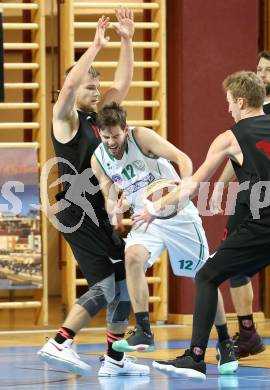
<box><xmin>125</xmin><ymin>211</ymin><xmax>209</xmax><ymax>278</ymax></box>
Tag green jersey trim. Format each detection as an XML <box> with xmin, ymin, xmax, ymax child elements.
<box><xmin>192</xmin><ymin>222</ymin><xmax>205</xmax><ymax>271</ymax></box>
<box><xmin>94</xmin><ymin>150</ymin><xmax>110</xmax><ymax>177</ymax></box>
<box><xmin>131</xmin><ymin>128</ymin><xmax>158</xmax><ymax>159</ymax></box>
<box><xmin>103</xmin><ymin>144</ymin><xmax>115</xmax><ymax>161</ymax></box>
<box><xmin>103</xmin><ymin>138</ymin><xmax>129</xmax><ymax>161</ymax></box>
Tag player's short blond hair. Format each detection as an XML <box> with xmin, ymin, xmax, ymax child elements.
<box><xmin>64</xmin><ymin>65</ymin><xmax>100</xmax><ymax>80</ymax></box>
<box><xmin>223</xmin><ymin>71</ymin><xmax>265</xmax><ymax>108</ymax></box>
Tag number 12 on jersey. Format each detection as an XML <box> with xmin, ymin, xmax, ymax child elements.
<box><xmin>178</xmin><ymin>259</ymin><xmax>193</xmax><ymax>270</ymax></box>
<box><xmin>122</xmin><ymin>164</ymin><xmax>136</xmax><ymax>180</ymax></box>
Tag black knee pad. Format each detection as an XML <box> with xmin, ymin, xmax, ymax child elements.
<box><xmin>195</xmin><ymin>264</ymin><xmax>221</xmax><ymax>286</ymax></box>
<box><xmin>77</xmin><ymin>274</ymin><xmax>115</xmax><ymax>317</ymax></box>
<box><xmin>108</xmin><ymin>301</ymin><xmax>131</xmax><ymax>323</ymax></box>
<box><xmin>195</xmin><ymin>266</ymin><xmax>211</xmax><ymax>284</ymax></box>
<box><xmin>107</xmin><ymin>279</ymin><xmax>131</xmax><ymax>324</ymax></box>
<box><xmin>77</xmin><ymin>285</ymin><xmax>108</xmax><ymax>317</ymax></box>
<box><xmin>229</xmin><ymin>275</ymin><xmax>250</xmax><ymax>288</ymax></box>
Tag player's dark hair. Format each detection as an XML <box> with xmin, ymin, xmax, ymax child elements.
<box><xmin>97</xmin><ymin>102</ymin><xmax>127</xmax><ymax>130</ymax></box>
<box><xmin>258</xmin><ymin>50</ymin><xmax>270</xmax><ymax>61</ymax></box>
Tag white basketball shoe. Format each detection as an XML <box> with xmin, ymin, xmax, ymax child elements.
<box><xmin>37</xmin><ymin>338</ymin><xmax>91</xmax><ymax>376</ymax></box>
<box><xmin>98</xmin><ymin>354</ymin><xmax>150</xmax><ymax>376</ymax></box>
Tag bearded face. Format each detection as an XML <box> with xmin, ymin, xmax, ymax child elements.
<box><xmin>257</xmin><ymin>57</ymin><xmax>270</xmax><ymax>98</ymax></box>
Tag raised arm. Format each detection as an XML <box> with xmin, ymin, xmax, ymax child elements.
<box><xmin>53</xmin><ymin>16</ymin><xmax>110</xmax><ymax>142</ymax></box>
<box><xmin>133</xmin><ymin>127</ymin><xmax>193</xmax><ymax>178</ymax></box>
<box><xmin>99</xmin><ymin>7</ymin><xmax>135</xmax><ymax>108</ymax></box>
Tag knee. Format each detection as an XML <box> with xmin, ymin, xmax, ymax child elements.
<box><xmin>107</xmin><ymin>280</ymin><xmax>131</xmax><ymax>325</ymax></box>
<box><xmin>77</xmin><ymin>276</ymin><xmax>115</xmax><ymax>317</ymax></box>
<box><xmin>195</xmin><ymin>265</ymin><xmax>218</xmax><ymax>286</ymax></box>
<box><xmin>229</xmin><ymin>275</ymin><xmax>250</xmax><ymax>288</ymax></box>
<box><xmin>195</xmin><ymin>267</ymin><xmax>208</xmax><ymax>284</ymax></box>
<box><xmin>125</xmin><ymin>250</ymin><xmax>145</xmax><ymax>271</ymax></box>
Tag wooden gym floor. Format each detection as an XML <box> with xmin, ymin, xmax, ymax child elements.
<box><xmin>0</xmin><ymin>300</ymin><xmax>270</xmax><ymax>390</ymax></box>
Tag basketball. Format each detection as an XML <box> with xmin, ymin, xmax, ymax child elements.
<box><xmin>143</xmin><ymin>178</ymin><xmax>179</xmax><ymax>219</ymax></box>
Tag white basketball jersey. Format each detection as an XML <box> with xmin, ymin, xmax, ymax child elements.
<box><xmin>95</xmin><ymin>128</ymin><xmax>208</xmax><ymax>277</ymax></box>
<box><xmin>94</xmin><ymin>128</ymin><xmax>199</xmax><ymax>219</ymax></box>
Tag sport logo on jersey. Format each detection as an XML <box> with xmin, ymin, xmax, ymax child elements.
<box><xmin>112</xmin><ymin>174</ymin><xmax>122</xmax><ymax>183</ymax></box>
<box><xmin>123</xmin><ymin>173</ymin><xmax>155</xmax><ymax>196</ymax></box>
<box><xmin>256</xmin><ymin>140</ymin><xmax>270</xmax><ymax>159</ymax></box>
<box><xmin>132</xmin><ymin>160</ymin><xmax>145</xmax><ymax>171</ymax></box>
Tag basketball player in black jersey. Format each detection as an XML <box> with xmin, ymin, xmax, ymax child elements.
<box><xmin>257</xmin><ymin>51</ymin><xmax>270</xmax><ymax>114</ymax></box>
<box><xmin>38</xmin><ymin>9</ymin><xmax>149</xmax><ymax>377</ymax></box>
<box><xmin>135</xmin><ymin>71</ymin><xmax>270</xmax><ymax>378</ymax></box>
<box><xmin>208</xmin><ymin>51</ymin><xmax>270</xmax><ymax>359</ymax></box>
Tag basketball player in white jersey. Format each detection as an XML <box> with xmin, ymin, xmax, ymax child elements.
<box><xmin>91</xmin><ymin>102</ymin><xmax>238</xmax><ymax>375</ymax></box>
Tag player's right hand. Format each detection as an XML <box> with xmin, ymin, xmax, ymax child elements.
<box><xmin>209</xmin><ymin>183</ymin><xmax>224</xmax><ymax>215</ymax></box>
<box><xmin>93</xmin><ymin>16</ymin><xmax>110</xmax><ymax>48</ymax></box>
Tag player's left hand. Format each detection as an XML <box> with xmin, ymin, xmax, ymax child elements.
<box><xmin>113</xmin><ymin>7</ymin><xmax>135</xmax><ymax>40</ymax></box>
<box><xmin>109</xmin><ymin>193</ymin><xmax>130</xmax><ymax>232</ymax></box>
<box><xmin>132</xmin><ymin>207</ymin><xmax>155</xmax><ymax>232</ymax></box>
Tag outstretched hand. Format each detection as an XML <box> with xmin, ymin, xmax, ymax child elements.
<box><xmin>93</xmin><ymin>16</ymin><xmax>110</xmax><ymax>48</ymax></box>
<box><xmin>132</xmin><ymin>207</ymin><xmax>155</xmax><ymax>232</ymax></box>
<box><xmin>113</xmin><ymin>7</ymin><xmax>135</xmax><ymax>40</ymax></box>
